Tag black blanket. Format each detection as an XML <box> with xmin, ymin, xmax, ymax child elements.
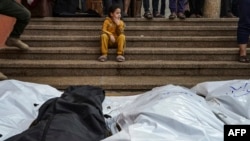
<box><xmin>5</xmin><ymin>85</ymin><xmax>109</xmax><ymax>141</ymax></box>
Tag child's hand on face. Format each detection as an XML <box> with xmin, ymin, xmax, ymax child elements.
<box><xmin>110</xmin><ymin>35</ymin><xmax>115</xmax><ymax>43</ymax></box>
<box><xmin>113</xmin><ymin>18</ymin><xmax>120</xmax><ymax>26</ymax></box>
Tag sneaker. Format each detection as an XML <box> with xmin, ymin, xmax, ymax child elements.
<box><xmin>6</xmin><ymin>37</ymin><xmax>30</xmax><ymax>51</ymax></box>
<box><xmin>0</xmin><ymin>72</ymin><xmax>8</xmax><ymax>80</ymax></box>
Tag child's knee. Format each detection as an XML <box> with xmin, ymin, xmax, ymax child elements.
<box><xmin>118</xmin><ymin>34</ymin><xmax>126</xmax><ymax>40</ymax></box>
<box><xmin>101</xmin><ymin>34</ymin><xmax>109</xmax><ymax>39</ymax></box>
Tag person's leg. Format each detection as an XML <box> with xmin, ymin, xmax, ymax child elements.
<box><xmin>220</xmin><ymin>0</ymin><xmax>226</xmax><ymax>17</ymax></box>
<box><xmin>169</xmin><ymin>0</ymin><xmax>177</xmax><ymax>19</ymax></box>
<box><xmin>196</xmin><ymin>0</ymin><xmax>204</xmax><ymax>16</ymax></box>
<box><xmin>0</xmin><ymin>71</ymin><xmax>7</xmax><ymax>80</ymax></box>
<box><xmin>143</xmin><ymin>0</ymin><xmax>152</xmax><ymax>19</ymax></box>
<box><xmin>135</xmin><ymin>0</ymin><xmax>142</xmax><ymax>17</ymax></box>
<box><xmin>188</xmin><ymin>0</ymin><xmax>196</xmax><ymax>17</ymax></box>
<box><xmin>117</xmin><ymin>34</ymin><xmax>126</xmax><ymax>56</ymax></box>
<box><xmin>169</xmin><ymin>0</ymin><xmax>177</xmax><ymax>13</ymax></box>
<box><xmin>116</xmin><ymin>34</ymin><xmax>126</xmax><ymax>62</ymax></box>
<box><xmin>177</xmin><ymin>0</ymin><xmax>185</xmax><ymax>13</ymax></box>
<box><xmin>238</xmin><ymin>42</ymin><xmax>249</xmax><ymax>63</ymax></box>
<box><xmin>100</xmin><ymin>34</ymin><xmax>109</xmax><ymax>56</ymax></box>
<box><xmin>221</xmin><ymin>0</ymin><xmax>234</xmax><ymax>17</ymax></box>
<box><xmin>0</xmin><ymin>0</ymin><xmax>30</xmax><ymax>39</ymax></box>
<box><xmin>239</xmin><ymin>44</ymin><xmax>248</xmax><ymax>56</ymax></box>
<box><xmin>160</xmin><ymin>0</ymin><xmax>166</xmax><ymax>16</ymax></box>
<box><xmin>103</xmin><ymin>0</ymin><xmax>112</xmax><ymax>15</ymax></box>
<box><xmin>143</xmin><ymin>0</ymin><xmax>150</xmax><ymax>12</ymax></box>
<box><xmin>227</xmin><ymin>0</ymin><xmax>235</xmax><ymax>17</ymax></box>
<box><xmin>99</xmin><ymin>34</ymin><xmax>110</xmax><ymax>62</ymax></box>
<box><xmin>0</xmin><ymin>0</ymin><xmax>30</xmax><ymax>50</ymax></box>
<box><xmin>152</xmin><ymin>0</ymin><xmax>159</xmax><ymax>16</ymax></box>
<box><xmin>123</xmin><ymin>0</ymin><xmax>131</xmax><ymax>16</ymax></box>
<box><xmin>237</xmin><ymin>0</ymin><xmax>250</xmax><ymax>62</ymax></box>
<box><xmin>232</xmin><ymin>0</ymin><xmax>239</xmax><ymax>17</ymax></box>
<box><xmin>177</xmin><ymin>0</ymin><xmax>186</xmax><ymax>19</ymax></box>
<box><xmin>102</xmin><ymin>0</ymin><xmax>106</xmax><ymax>15</ymax></box>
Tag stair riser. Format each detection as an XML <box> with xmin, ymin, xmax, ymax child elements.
<box><xmin>23</xmin><ymin>40</ymin><xmax>238</xmax><ymax>48</ymax></box>
<box><xmin>2</xmin><ymin>68</ymin><xmax>250</xmax><ymax>76</ymax></box>
<box><xmin>0</xmin><ymin>53</ymin><xmax>238</xmax><ymax>61</ymax></box>
<box><xmin>11</xmin><ymin>75</ymin><xmax>249</xmax><ymax>91</ymax></box>
<box><xmin>29</xmin><ymin>21</ymin><xmax>238</xmax><ymax>26</ymax></box>
<box><xmin>23</xmin><ymin>30</ymin><xmax>236</xmax><ymax>36</ymax></box>
<box><xmin>51</xmin><ymin>84</ymin><xmax>189</xmax><ymax>91</ymax></box>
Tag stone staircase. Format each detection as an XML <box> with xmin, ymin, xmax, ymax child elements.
<box><xmin>0</xmin><ymin>17</ymin><xmax>249</xmax><ymax>94</ymax></box>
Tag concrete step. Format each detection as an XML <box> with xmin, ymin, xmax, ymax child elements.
<box><xmin>8</xmin><ymin>76</ymin><xmax>249</xmax><ymax>91</ymax></box>
<box><xmin>1</xmin><ymin>59</ymin><xmax>250</xmax><ymax>77</ymax></box>
<box><xmin>2</xmin><ymin>17</ymin><xmax>245</xmax><ymax>93</ymax></box>
<box><xmin>20</xmin><ymin>35</ymin><xmax>238</xmax><ymax>47</ymax></box>
<box><xmin>0</xmin><ymin>47</ymin><xmax>240</xmax><ymax>61</ymax></box>
<box><xmin>23</xmin><ymin>25</ymin><xmax>237</xmax><ymax>36</ymax></box>
<box><xmin>29</xmin><ymin>17</ymin><xmax>238</xmax><ymax>26</ymax></box>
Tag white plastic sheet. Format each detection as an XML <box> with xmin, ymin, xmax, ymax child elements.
<box><xmin>0</xmin><ymin>80</ymin><xmax>62</xmax><ymax>141</ymax></box>
<box><xmin>1</xmin><ymin>79</ymin><xmax>250</xmax><ymax>141</ymax></box>
<box><xmin>191</xmin><ymin>79</ymin><xmax>250</xmax><ymax>124</ymax></box>
<box><xmin>102</xmin><ymin>85</ymin><xmax>224</xmax><ymax>141</ymax></box>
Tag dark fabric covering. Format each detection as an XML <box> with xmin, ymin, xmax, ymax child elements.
<box><xmin>53</xmin><ymin>0</ymin><xmax>84</xmax><ymax>16</ymax></box>
<box><xmin>52</xmin><ymin>0</ymin><xmax>101</xmax><ymax>17</ymax></box>
<box><xmin>5</xmin><ymin>85</ymin><xmax>109</xmax><ymax>141</ymax></box>
<box><xmin>237</xmin><ymin>0</ymin><xmax>250</xmax><ymax>44</ymax></box>
<box><xmin>21</xmin><ymin>0</ymin><xmax>54</xmax><ymax>17</ymax></box>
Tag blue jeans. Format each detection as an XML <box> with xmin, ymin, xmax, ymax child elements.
<box><xmin>169</xmin><ymin>0</ymin><xmax>185</xmax><ymax>13</ymax></box>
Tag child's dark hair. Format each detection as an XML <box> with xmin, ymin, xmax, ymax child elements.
<box><xmin>108</xmin><ymin>4</ymin><xmax>122</xmax><ymax>17</ymax></box>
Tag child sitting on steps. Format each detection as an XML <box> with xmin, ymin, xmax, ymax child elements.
<box><xmin>98</xmin><ymin>4</ymin><xmax>126</xmax><ymax>62</ymax></box>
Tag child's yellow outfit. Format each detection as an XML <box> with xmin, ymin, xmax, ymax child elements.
<box><xmin>100</xmin><ymin>17</ymin><xmax>126</xmax><ymax>58</ymax></box>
